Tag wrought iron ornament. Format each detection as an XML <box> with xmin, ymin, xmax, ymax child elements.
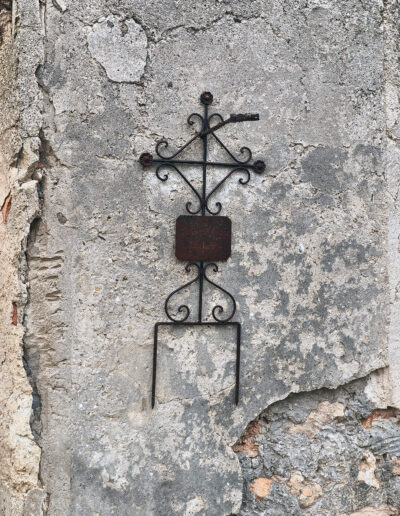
<box><xmin>139</xmin><ymin>91</ymin><xmax>265</xmax><ymax>408</ymax></box>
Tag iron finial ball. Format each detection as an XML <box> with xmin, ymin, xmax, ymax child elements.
<box><xmin>200</xmin><ymin>91</ymin><xmax>213</xmax><ymax>105</ymax></box>
<box><xmin>139</xmin><ymin>152</ymin><xmax>153</xmax><ymax>167</ymax></box>
<box><xmin>253</xmin><ymin>160</ymin><xmax>266</xmax><ymax>174</ymax></box>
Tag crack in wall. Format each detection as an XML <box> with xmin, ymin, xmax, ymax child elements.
<box><xmin>0</xmin><ymin>0</ymin><xmax>49</xmax><ymax>512</ymax></box>
<box><xmin>2</xmin><ymin>1</ymin><xmax>395</xmax><ymax>514</ymax></box>
<box><xmin>22</xmin><ymin>215</ymin><xmax>51</xmax><ymax>516</ymax></box>
<box><xmin>22</xmin><ymin>215</ymin><xmax>49</xmax><ymax>514</ymax></box>
<box><xmin>19</xmin><ymin>122</ymin><xmax>61</xmax><ymax>516</ymax></box>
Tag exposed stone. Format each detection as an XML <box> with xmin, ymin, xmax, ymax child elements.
<box><xmin>349</xmin><ymin>506</ymin><xmax>398</xmax><ymax>516</ymax></box>
<box><xmin>237</xmin><ymin>378</ymin><xmax>400</xmax><ymax>515</ymax></box>
<box><xmin>288</xmin><ymin>401</ymin><xmax>345</xmax><ymax>438</ymax></box>
<box><xmin>287</xmin><ymin>472</ymin><xmax>322</xmax><ymax>508</ymax></box>
<box><xmin>357</xmin><ymin>451</ymin><xmax>380</xmax><ymax>489</ymax></box>
<box><xmin>249</xmin><ymin>477</ymin><xmax>272</xmax><ymax>500</ymax></box>
<box><xmin>2</xmin><ymin>0</ymin><xmax>400</xmax><ymax>514</ymax></box>
<box><xmin>232</xmin><ymin>421</ymin><xmax>260</xmax><ymax>458</ymax></box>
<box><xmin>0</xmin><ymin>0</ymin><xmax>45</xmax><ymax>513</ymax></box>
<box><xmin>362</xmin><ymin>408</ymin><xmax>400</xmax><ymax>429</ymax></box>
<box><xmin>392</xmin><ymin>457</ymin><xmax>400</xmax><ymax>476</ymax></box>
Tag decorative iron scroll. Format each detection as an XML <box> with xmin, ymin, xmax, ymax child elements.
<box><xmin>140</xmin><ymin>91</ymin><xmax>265</xmax><ymax>408</ymax></box>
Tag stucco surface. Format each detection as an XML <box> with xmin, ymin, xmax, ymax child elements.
<box><xmin>1</xmin><ymin>0</ymin><xmax>400</xmax><ymax>514</ymax></box>
<box><xmin>0</xmin><ymin>1</ymin><xmax>46</xmax><ymax>513</ymax></box>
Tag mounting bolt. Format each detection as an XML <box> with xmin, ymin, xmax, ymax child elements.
<box><xmin>200</xmin><ymin>91</ymin><xmax>213</xmax><ymax>105</ymax></box>
<box><xmin>253</xmin><ymin>160</ymin><xmax>266</xmax><ymax>174</ymax></box>
<box><xmin>139</xmin><ymin>152</ymin><xmax>153</xmax><ymax>167</ymax></box>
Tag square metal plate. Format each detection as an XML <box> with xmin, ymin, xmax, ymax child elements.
<box><xmin>175</xmin><ymin>215</ymin><xmax>231</xmax><ymax>261</ymax></box>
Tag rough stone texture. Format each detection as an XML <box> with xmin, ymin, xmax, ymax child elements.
<box><xmin>1</xmin><ymin>0</ymin><xmax>400</xmax><ymax>514</ymax></box>
<box><xmin>237</xmin><ymin>374</ymin><xmax>400</xmax><ymax>515</ymax></box>
<box><xmin>0</xmin><ymin>0</ymin><xmax>47</xmax><ymax>514</ymax></box>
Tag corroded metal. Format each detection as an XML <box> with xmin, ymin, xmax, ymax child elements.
<box><xmin>139</xmin><ymin>91</ymin><xmax>264</xmax><ymax>408</ymax></box>
<box><xmin>175</xmin><ymin>215</ymin><xmax>231</xmax><ymax>261</ymax></box>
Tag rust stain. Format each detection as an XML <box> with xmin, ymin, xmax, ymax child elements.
<box><xmin>11</xmin><ymin>303</ymin><xmax>17</xmax><ymax>325</ymax></box>
<box><xmin>362</xmin><ymin>408</ymin><xmax>399</xmax><ymax>429</ymax></box>
<box><xmin>1</xmin><ymin>193</ymin><xmax>11</xmax><ymax>223</ymax></box>
<box><xmin>250</xmin><ymin>477</ymin><xmax>272</xmax><ymax>500</ymax></box>
<box><xmin>232</xmin><ymin>421</ymin><xmax>260</xmax><ymax>457</ymax></box>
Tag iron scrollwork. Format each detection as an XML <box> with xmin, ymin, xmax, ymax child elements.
<box><xmin>139</xmin><ymin>91</ymin><xmax>265</xmax><ymax>408</ymax></box>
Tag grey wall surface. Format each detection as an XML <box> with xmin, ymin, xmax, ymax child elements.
<box><xmin>1</xmin><ymin>0</ymin><xmax>400</xmax><ymax>515</ymax></box>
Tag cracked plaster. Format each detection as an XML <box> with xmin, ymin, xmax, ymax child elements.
<box><xmin>1</xmin><ymin>0</ymin><xmax>400</xmax><ymax>514</ymax></box>
<box><xmin>87</xmin><ymin>15</ymin><xmax>147</xmax><ymax>83</ymax></box>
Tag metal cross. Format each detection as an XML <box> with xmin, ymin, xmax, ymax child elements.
<box><xmin>139</xmin><ymin>91</ymin><xmax>265</xmax><ymax>408</ymax></box>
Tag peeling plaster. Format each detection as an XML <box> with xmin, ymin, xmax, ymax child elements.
<box><xmin>1</xmin><ymin>0</ymin><xmax>400</xmax><ymax>514</ymax></box>
<box><xmin>237</xmin><ymin>375</ymin><xmax>400</xmax><ymax>515</ymax></box>
<box><xmin>87</xmin><ymin>15</ymin><xmax>147</xmax><ymax>83</ymax></box>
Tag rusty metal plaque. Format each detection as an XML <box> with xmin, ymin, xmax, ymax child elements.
<box><xmin>175</xmin><ymin>215</ymin><xmax>231</xmax><ymax>261</ymax></box>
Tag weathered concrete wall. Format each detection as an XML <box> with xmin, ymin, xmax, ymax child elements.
<box><xmin>0</xmin><ymin>0</ymin><xmax>46</xmax><ymax>514</ymax></box>
<box><xmin>1</xmin><ymin>0</ymin><xmax>400</xmax><ymax>514</ymax></box>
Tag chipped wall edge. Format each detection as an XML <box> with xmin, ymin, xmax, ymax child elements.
<box><xmin>0</xmin><ymin>0</ymin><xmax>47</xmax><ymax>514</ymax></box>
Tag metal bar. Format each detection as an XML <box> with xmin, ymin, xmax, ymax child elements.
<box><xmin>151</xmin><ymin>323</ymin><xmax>159</xmax><ymax>408</ymax></box>
<box><xmin>198</xmin><ymin>113</ymin><xmax>260</xmax><ymax>137</ymax></box>
<box><xmin>155</xmin><ymin>322</ymin><xmax>239</xmax><ymax>326</ymax></box>
<box><xmin>155</xmin><ymin>132</ymin><xmax>201</xmax><ymax>161</ymax></box>
<box><xmin>197</xmin><ymin>103</ymin><xmax>208</xmax><ymax>321</ymax></box>
<box><xmin>235</xmin><ymin>323</ymin><xmax>241</xmax><ymax>405</ymax></box>
<box><xmin>198</xmin><ymin>262</ymin><xmax>203</xmax><ymax>322</ymax></box>
<box><xmin>152</xmin><ymin>321</ymin><xmax>241</xmax><ymax>408</ymax></box>
<box><xmin>164</xmin><ymin>263</ymin><xmax>201</xmax><ymax>322</ymax></box>
<box><xmin>202</xmin><ymin>104</ymin><xmax>208</xmax><ymax>215</ymax></box>
<box><xmin>199</xmin><ymin>118</ymin><xmax>229</xmax><ymax>137</ymax></box>
<box><xmin>203</xmin><ymin>262</ymin><xmax>236</xmax><ymax>322</ymax></box>
<box><xmin>152</xmin><ymin>158</ymin><xmax>257</xmax><ymax>169</ymax></box>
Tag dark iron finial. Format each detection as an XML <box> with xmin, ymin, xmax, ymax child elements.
<box><xmin>139</xmin><ymin>152</ymin><xmax>153</xmax><ymax>167</ymax></box>
<box><xmin>200</xmin><ymin>91</ymin><xmax>213</xmax><ymax>105</ymax></box>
